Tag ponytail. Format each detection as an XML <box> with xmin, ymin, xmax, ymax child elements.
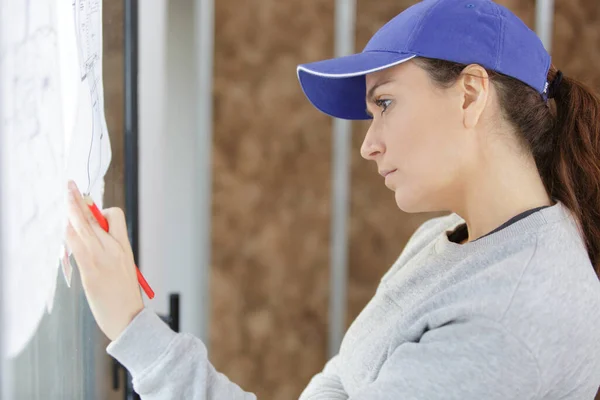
<box><xmin>543</xmin><ymin>68</ymin><xmax>600</xmax><ymax>276</ymax></box>
<box><xmin>416</xmin><ymin>58</ymin><xmax>600</xmax><ymax>277</ymax></box>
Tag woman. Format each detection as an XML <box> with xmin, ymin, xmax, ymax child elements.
<box><xmin>65</xmin><ymin>0</ymin><xmax>600</xmax><ymax>398</ymax></box>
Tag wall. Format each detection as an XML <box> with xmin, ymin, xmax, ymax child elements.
<box><xmin>210</xmin><ymin>1</ymin><xmax>335</xmax><ymax>398</ymax></box>
<box><xmin>553</xmin><ymin>0</ymin><xmax>600</xmax><ymax>90</ymax></box>
<box><xmin>209</xmin><ymin>1</ymin><xmax>444</xmax><ymax>398</ymax></box>
<box><xmin>102</xmin><ymin>0</ymin><xmax>126</xmax><ymax>398</ymax></box>
<box><xmin>210</xmin><ymin>1</ymin><xmax>442</xmax><ymax>398</ymax></box>
<box><xmin>103</xmin><ymin>0</ymin><xmax>126</xmax><ymax>212</ymax></box>
<box><xmin>349</xmin><ymin>0</ymin><xmax>449</xmax><ymax>327</ymax></box>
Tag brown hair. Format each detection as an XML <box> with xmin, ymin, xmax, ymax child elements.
<box><xmin>414</xmin><ymin>57</ymin><xmax>600</xmax><ymax>278</ymax></box>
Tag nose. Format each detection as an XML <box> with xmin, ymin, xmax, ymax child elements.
<box><xmin>360</xmin><ymin>124</ymin><xmax>385</xmax><ymax>161</ymax></box>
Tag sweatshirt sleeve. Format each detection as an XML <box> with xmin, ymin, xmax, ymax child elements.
<box><xmin>349</xmin><ymin>318</ymin><xmax>541</xmax><ymax>400</ymax></box>
<box><xmin>106</xmin><ymin>308</ymin><xmax>257</xmax><ymax>400</ymax></box>
<box><xmin>299</xmin><ymin>355</ymin><xmax>349</xmax><ymax>400</ymax></box>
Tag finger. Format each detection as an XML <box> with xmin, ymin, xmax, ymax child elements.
<box><xmin>65</xmin><ymin>221</ymin><xmax>94</xmax><ymax>274</ymax></box>
<box><xmin>102</xmin><ymin>207</ymin><xmax>131</xmax><ymax>248</ymax></box>
<box><xmin>69</xmin><ymin>181</ymin><xmax>102</xmax><ymax>228</ymax></box>
<box><xmin>67</xmin><ymin>181</ymin><xmax>104</xmax><ymax>249</ymax></box>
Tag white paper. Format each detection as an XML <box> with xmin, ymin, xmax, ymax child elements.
<box><xmin>1</xmin><ymin>0</ymin><xmax>111</xmax><ymax>358</ymax></box>
<box><xmin>0</xmin><ymin>0</ymin><xmax>67</xmax><ymax>358</ymax></box>
<box><xmin>66</xmin><ymin>0</ymin><xmax>111</xmax><ymax>205</ymax></box>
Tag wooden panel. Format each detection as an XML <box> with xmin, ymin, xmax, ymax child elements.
<box><xmin>102</xmin><ymin>0</ymin><xmax>125</xmax><ymax>399</ymax></box>
<box><xmin>103</xmin><ymin>0</ymin><xmax>125</xmax><ymax>211</ymax></box>
<box><xmin>348</xmin><ymin>0</ymin><xmax>448</xmax><ymax>329</ymax></box>
<box><xmin>553</xmin><ymin>0</ymin><xmax>600</xmax><ymax>91</ymax></box>
<box><xmin>210</xmin><ymin>0</ymin><xmax>334</xmax><ymax>398</ymax></box>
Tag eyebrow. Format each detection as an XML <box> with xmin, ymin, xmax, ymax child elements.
<box><xmin>365</xmin><ymin>79</ymin><xmax>395</xmax><ymax>104</ymax></box>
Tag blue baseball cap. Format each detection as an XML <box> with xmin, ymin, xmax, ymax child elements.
<box><xmin>296</xmin><ymin>0</ymin><xmax>551</xmax><ymax>120</ymax></box>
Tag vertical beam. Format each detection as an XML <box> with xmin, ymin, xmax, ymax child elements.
<box><xmin>329</xmin><ymin>0</ymin><xmax>356</xmax><ymax>358</ymax></box>
<box><xmin>123</xmin><ymin>0</ymin><xmax>140</xmax><ymax>398</ymax></box>
<box><xmin>0</xmin><ymin>2</ymin><xmax>5</xmax><ymax>393</ymax></box>
<box><xmin>193</xmin><ymin>0</ymin><xmax>214</xmax><ymax>345</ymax></box>
<box><xmin>535</xmin><ymin>0</ymin><xmax>555</xmax><ymax>52</ymax></box>
<box><xmin>124</xmin><ymin>0</ymin><xmax>140</xmax><ymax>262</ymax></box>
<box><xmin>160</xmin><ymin>0</ymin><xmax>201</xmax><ymax>344</ymax></box>
<box><xmin>138</xmin><ymin>0</ymin><xmax>167</xmax><ymax>315</ymax></box>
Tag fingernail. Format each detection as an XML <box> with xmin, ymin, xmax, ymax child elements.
<box><xmin>68</xmin><ymin>180</ymin><xmax>78</xmax><ymax>193</ymax></box>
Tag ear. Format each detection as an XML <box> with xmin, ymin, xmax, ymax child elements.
<box><xmin>457</xmin><ymin>64</ymin><xmax>490</xmax><ymax>129</ymax></box>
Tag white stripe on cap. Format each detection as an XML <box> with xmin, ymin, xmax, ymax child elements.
<box><xmin>296</xmin><ymin>54</ymin><xmax>417</xmax><ymax>79</ymax></box>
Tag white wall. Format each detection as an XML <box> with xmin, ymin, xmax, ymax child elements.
<box><xmin>139</xmin><ymin>0</ymin><xmax>209</xmax><ymax>340</ymax></box>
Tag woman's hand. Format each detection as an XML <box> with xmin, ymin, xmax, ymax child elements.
<box><xmin>65</xmin><ymin>180</ymin><xmax>144</xmax><ymax>342</ymax></box>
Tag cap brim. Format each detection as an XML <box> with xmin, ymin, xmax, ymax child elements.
<box><xmin>297</xmin><ymin>51</ymin><xmax>416</xmax><ymax>120</ymax></box>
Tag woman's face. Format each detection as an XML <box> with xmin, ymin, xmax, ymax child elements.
<box><xmin>361</xmin><ymin>60</ymin><xmax>476</xmax><ymax>213</ymax></box>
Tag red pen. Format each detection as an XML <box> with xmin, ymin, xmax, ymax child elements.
<box><xmin>84</xmin><ymin>195</ymin><xmax>155</xmax><ymax>300</ymax></box>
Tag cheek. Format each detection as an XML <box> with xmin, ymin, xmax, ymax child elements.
<box><xmin>385</xmin><ymin>102</ymin><xmax>465</xmax><ymax>208</ymax></box>
<box><xmin>385</xmin><ymin>103</ymin><xmax>462</xmax><ymax>174</ymax></box>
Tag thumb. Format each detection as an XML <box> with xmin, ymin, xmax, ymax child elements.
<box><xmin>102</xmin><ymin>207</ymin><xmax>131</xmax><ymax>249</ymax></box>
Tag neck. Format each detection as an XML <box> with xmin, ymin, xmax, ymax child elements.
<box><xmin>452</xmin><ymin>145</ymin><xmax>554</xmax><ymax>243</ymax></box>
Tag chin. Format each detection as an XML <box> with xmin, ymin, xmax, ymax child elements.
<box><xmin>393</xmin><ymin>188</ymin><xmax>431</xmax><ymax>214</ymax></box>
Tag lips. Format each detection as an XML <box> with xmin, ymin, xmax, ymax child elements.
<box><xmin>379</xmin><ymin>169</ymin><xmax>397</xmax><ymax>178</ymax></box>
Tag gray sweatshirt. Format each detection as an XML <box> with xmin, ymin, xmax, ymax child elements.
<box><xmin>107</xmin><ymin>201</ymin><xmax>600</xmax><ymax>399</ymax></box>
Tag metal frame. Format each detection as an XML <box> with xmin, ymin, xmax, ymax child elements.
<box><xmin>329</xmin><ymin>0</ymin><xmax>356</xmax><ymax>358</ymax></box>
<box><xmin>123</xmin><ymin>0</ymin><xmax>140</xmax><ymax>398</ymax></box>
<box><xmin>0</xmin><ymin>2</ymin><xmax>4</xmax><ymax>393</ymax></box>
<box><xmin>124</xmin><ymin>0</ymin><xmax>140</xmax><ymax>263</ymax></box>
<box><xmin>193</xmin><ymin>0</ymin><xmax>215</xmax><ymax>345</ymax></box>
<box><xmin>536</xmin><ymin>0</ymin><xmax>555</xmax><ymax>52</ymax></box>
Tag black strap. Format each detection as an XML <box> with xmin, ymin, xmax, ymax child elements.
<box><xmin>548</xmin><ymin>70</ymin><xmax>563</xmax><ymax>99</ymax></box>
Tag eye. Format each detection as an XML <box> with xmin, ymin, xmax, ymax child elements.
<box><xmin>375</xmin><ymin>98</ymin><xmax>392</xmax><ymax>114</ymax></box>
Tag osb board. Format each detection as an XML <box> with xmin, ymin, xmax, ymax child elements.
<box><xmin>102</xmin><ymin>1</ymin><xmax>125</xmax><ymax>399</ymax></box>
<box><xmin>552</xmin><ymin>0</ymin><xmax>600</xmax><ymax>92</ymax></box>
<box><xmin>102</xmin><ymin>0</ymin><xmax>125</xmax><ymax>211</ymax></box>
<box><xmin>210</xmin><ymin>0</ymin><xmax>335</xmax><ymax>398</ymax></box>
<box><xmin>349</xmin><ymin>0</ymin><xmax>450</xmax><ymax>328</ymax></box>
